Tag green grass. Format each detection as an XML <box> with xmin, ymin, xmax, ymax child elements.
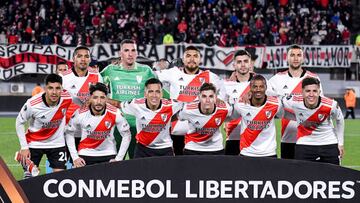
<box><xmin>1</xmin><ymin>117</ymin><xmax>359</xmax><ymax>180</ymax></box>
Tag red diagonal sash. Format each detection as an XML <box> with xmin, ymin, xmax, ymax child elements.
<box><xmin>136</xmin><ymin>106</ymin><xmax>173</xmax><ymax>146</ymax></box>
<box><xmin>240</xmin><ymin>102</ymin><xmax>278</xmax><ymax>150</ymax></box>
<box><xmin>177</xmin><ymin>71</ymin><xmax>210</xmax><ymax>102</ymax></box>
<box><xmin>185</xmin><ymin>109</ymin><xmax>228</xmax><ymax>144</ymax></box>
<box><xmin>78</xmin><ymin>111</ymin><xmax>116</xmax><ymax>151</ymax></box>
<box><xmin>26</xmin><ymin>99</ymin><xmax>71</xmax><ymax>143</ymax></box>
<box><xmin>77</xmin><ymin>73</ymin><xmax>99</xmax><ymax>102</ymax></box>
<box><xmin>297</xmin><ymin>105</ymin><xmax>332</xmax><ymax>140</ymax></box>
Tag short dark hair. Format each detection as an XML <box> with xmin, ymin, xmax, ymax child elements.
<box><xmin>73</xmin><ymin>45</ymin><xmax>90</xmax><ymax>57</ymax></box>
<box><xmin>302</xmin><ymin>77</ymin><xmax>320</xmax><ymax>88</ymax></box>
<box><xmin>121</xmin><ymin>39</ymin><xmax>136</xmax><ymax>47</ymax></box>
<box><xmin>233</xmin><ymin>50</ymin><xmax>251</xmax><ymax>60</ymax></box>
<box><xmin>57</xmin><ymin>61</ymin><xmax>67</xmax><ymax>66</ymax></box>
<box><xmin>287</xmin><ymin>44</ymin><xmax>302</xmax><ymax>53</ymax></box>
<box><xmin>145</xmin><ymin>78</ymin><xmax>163</xmax><ymax>88</ymax></box>
<box><xmin>44</xmin><ymin>74</ymin><xmax>62</xmax><ymax>85</ymax></box>
<box><xmin>185</xmin><ymin>45</ymin><xmax>200</xmax><ymax>53</ymax></box>
<box><xmin>200</xmin><ymin>83</ymin><xmax>217</xmax><ymax>93</ymax></box>
<box><xmin>250</xmin><ymin>74</ymin><xmax>267</xmax><ymax>86</ymax></box>
<box><xmin>89</xmin><ymin>82</ymin><xmax>108</xmax><ymax>95</ymax></box>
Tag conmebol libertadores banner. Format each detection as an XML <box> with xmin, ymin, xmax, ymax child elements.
<box><xmin>12</xmin><ymin>156</ymin><xmax>360</xmax><ymax>203</ymax></box>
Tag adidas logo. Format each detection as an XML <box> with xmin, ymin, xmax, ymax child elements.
<box><xmin>179</xmin><ymin>77</ymin><xmax>184</xmax><ymax>81</ymax></box>
<box><xmin>246</xmin><ymin>112</ymin><xmax>251</xmax><ymax>117</ymax></box>
<box><xmin>71</xmin><ymin>85</ymin><xmax>76</xmax><ymax>89</ymax></box>
<box><xmin>232</xmin><ymin>89</ymin><xmax>237</xmax><ymax>93</ymax></box>
<box><xmin>283</xmin><ymin>85</ymin><xmax>288</xmax><ymax>89</ymax></box>
<box><xmin>195</xmin><ymin>121</ymin><xmax>200</xmax><ymax>125</ymax></box>
<box><xmin>299</xmin><ymin>113</ymin><xmax>303</xmax><ymax>117</ymax></box>
<box><xmin>141</xmin><ymin>116</ymin><xmax>146</xmax><ymax>120</ymax></box>
<box><xmin>41</xmin><ymin>115</ymin><xmax>46</xmax><ymax>119</ymax></box>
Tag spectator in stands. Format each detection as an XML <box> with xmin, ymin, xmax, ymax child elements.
<box><xmin>344</xmin><ymin>88</ymin><xmax>356</xmax><ymax>119</ymax></box>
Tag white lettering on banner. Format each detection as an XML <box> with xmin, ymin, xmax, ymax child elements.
<box><xmin>42</xmin><ymin>179</ymin><xmax>357</xmax><ymax>199</ymax></box>
<box><xmin>266</xmin><ymin>45</ymin><xmax>353</xmax><ymax>69</ymax></box>
<box><xmin>0</xmin><ymin>44</ymin><xmax>355</xmax><ymax>80</ymax></box>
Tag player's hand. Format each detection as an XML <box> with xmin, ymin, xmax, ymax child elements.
<box><xmin>109</xmin><ymin>159</ymin><xmax>118</xmax><ymax>163</ymax></box>
<box><xmin>19</xmin><ymin>149</ymin><xmax>30</xmax><ymax>165</ymax></box>
<box><xmin>338</xmin><ymin>145</ymin><xmax>345</xmax><ymax>159</ymax></box>
<box><xmin>73</xmin><ymin>158</ymin><xmax>86</xmax><ymax>168</ymax></box>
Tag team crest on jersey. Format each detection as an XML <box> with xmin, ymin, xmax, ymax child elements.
<box><xmin>265</xmin><ymin>111</ymin><xmax>272</xmax><ymax>119</ymax></box>
<box><xmin>215</xmin><ymin>118</ymin><xmax>222</xmax><ymax>126</ymax></box>
<box><xmin>136</xmin><ymin>75</ymin><xmax>143</xmax><ymax>84</ymax></box>
<box><xmin>105</xmin><ymin>121</ymin><xmax>112</xmax><ymax>129</ymax></box>
<box><xmin>161</xmin><ymin>114</ymin><xmax>168</xmax><ymax>122</ymax></box>
<box><xmin>61</xmin><ymin>108</ymin><xmax>66</xmax><ymax>116</ymax></box>
<box><xmin>199</xmin><ymin>77</ymin><xmax>205</xmax><ymax>84</ymax></box>
<box><xmin>318</xmin><ymin>114</ymin><xmax>325</xmax><ymax>121</ymax></box>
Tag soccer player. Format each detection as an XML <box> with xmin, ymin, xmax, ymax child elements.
<box><xmin>222</xmin><ymin>50</ymin><xmax>255</xmax><ymax>155</ymax></box>
<box><xmin>282</xmin><ymin>78</ymin><xmax>344</xmax><ymax>165</ymax></box>
<box><xmin>101</xmin><ymin>39</ymin><xmax>157</xmax><ymax>158</ymax></box>
<box><xmin>65</xmin><ymin>83</ymin><xmax>131</xmax><ymax>167</ymax></box>
<box><xmin>61</xmin><ymin>46</ymin><xmax>102</xmax><ymax>154</ymax></box>
<box><xmin>156</xmin><ymin>46</ymin><xmax>223</xmax><ymax>155</ymax></box>
<box><xmin>15</xmin><ymin>74</ymin><xmax>72</xmax><ymax>177</ymax></box>
<box><xmin>268</xmin><ymin>44</ymin><xmax>323</xmax><ymax>159</ymax></box>
<box><xmin>120</xmin><ymin>78</ymin><xmax>183</xmax><ymax>158</ymax></box>
<box><xmin>178</xmin><ymin>83</ymin><xmax>232</xmax><ymax>155</ymax></box>
<box><xmin>233</xmin><ymin>75</ymin><xmax>282</xmax><ymax>157</ymax></box>
<box><xmin>56</xmin><ymin>61</ymin><xmax>69</xmax><ymax>75</ymax></box>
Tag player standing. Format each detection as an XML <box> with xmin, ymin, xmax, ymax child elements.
<box><xmin>65</xmin><ymin>83</ymin><xmax>131</xmax><ymax>167</ymax></box>
<box><xmin>120</xmin><ymin>78</ymin><xmax>183</xmax><ymax>158</ymax></box>
<box><xmin>268</xmin><ymin>44</ymin><xmax>323</xmax><ymax>159</ymax></box>
<box><xmin>282</xmin><ymin>78</ymin><xmax>344</xmax><ymax>165</ymax></box>
<box><xmin>15</xmin><ymin>74</ymin><xmax>72</xmax><ymax>177</ymax></box>
<box><xmin>156</xmin><ymin>46</ymin><xmax>223</xmax><ymax>155</ymax></box>
<box><xmin>178</xmin><ymin>83</ymin><xmax>232</xmax><ymax>155</ymax></box>
<box><xmin>101</xmin><ymin>39</ymin><xmax>156</xmax><ymax>158</ymax></box>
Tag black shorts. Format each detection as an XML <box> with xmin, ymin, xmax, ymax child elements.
<box><xmin>30</xmin><ymin>146</ymin><xmax>67</xmax><ymax>169</ymax></box>
<box><xmin>240</xmin><ymin>154</ymin><xmax>277</xmax><ymax>158</ymax></box>
<box><xmin>183</xmin><ymin>149</ymin><xmax>224</xmax><ymax>155</ymax></box>
<box><xmin>225</xmin><ymin>140</ymin><xmax>240</xmax><ymax>155</ymax></box>
<box><xmin>281</xmin><ymin>142</ymin><xmax>296</xmax><ymax>159</ymax></box>
<box><xmin>134</xmin><ymin>143</ymin><xmax>174</xmax><ymax>158</ymax></box>
<box><xmin>295</xmin><ymin>144</ymin><xmax>340</xmax><ymax>165</ymax></box>
<box><xmin>80</xmin><ymin>155</ymin><xmax>116</xmax><ymax>166</ymax></box>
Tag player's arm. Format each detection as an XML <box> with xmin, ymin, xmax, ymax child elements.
<box><xmin>15</xmin><ymin>101</ymin><xmax>32</xmax><ymax>160</ymax></box>
<box><xmin>266</xmin><ymin>76</ymin><xmax>280</xmax><ymax>96</ymax></box>
<box><xmin>65</xmin><ymin>111</ymin><xmax>86</xmax><ymax>167</ymax></box>
<box><xmin>112</xmin><ymin>110</ymin><xmax>132</xmax><ymax>161</ymax></box>
<box><xmin>332</xmin><ymin>101</ymin><xmax>345</xmax><ymax>158</ymax></box>
<box><xmin>279</xmin><ymin>95</ymin><xmax>297</xmax><ymax>121</ymax></box>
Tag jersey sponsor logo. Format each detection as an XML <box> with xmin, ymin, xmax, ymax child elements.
<box><xmin>215</xmin><ymin>118</ymin><xmax>222</xmax><ymax>126</ymax></box>
<box><xmin>136</xmin><ymin>75</ymin><xmax>143</xmax><ymax>84</ymax></box>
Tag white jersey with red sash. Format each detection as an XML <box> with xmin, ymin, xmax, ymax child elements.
<box><xmin>16</xmin><ymin>91</ymin><xmax>72</xmax><ymax>149</ymax></box>
<box><xmin>156</xmin><ymin>67</ymin><xmax>223</xmax><ymax>135</ymax></box>
<box><xmin>121</xmin><ymin>98</ymin><xmax>183</xmax><ymax>149</ymax></box>
<box><xmin>61</xmin><ymin>68</ymin><xmax>102</xmax><ymax>124</ymax></box>
<box><xmin>178</xmin><ymin>100</ymin><xmax>232</xmax><ymax>152</ymax></box>
<box><xmin>222</xmin><ymin>78</ymin><xmax>251</xmax><ymax>141</ymax></box>
<box><xmin>268</xmin><ymin>70</ymin><xmax>322</xmax><ymax>143</ymax></box>
<box><xmin>234</xmin><ymin>96</ymin><xmax>282</xmax><ymax>157</ymax></box>
<box><xmin>282</xmin><ymin>96</ymin><xmax>344</xmax><ymax>146</ymax></box>
<box><xmin>65</xmin><ymin>104</ymin><xmax>131</xmax><ymax>161</ymax></box>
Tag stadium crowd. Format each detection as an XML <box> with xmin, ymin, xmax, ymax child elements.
<box><xmin>0</xmin><ymin>0</ymin><xmax>352</xmax><ymax>46</ymax></box>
